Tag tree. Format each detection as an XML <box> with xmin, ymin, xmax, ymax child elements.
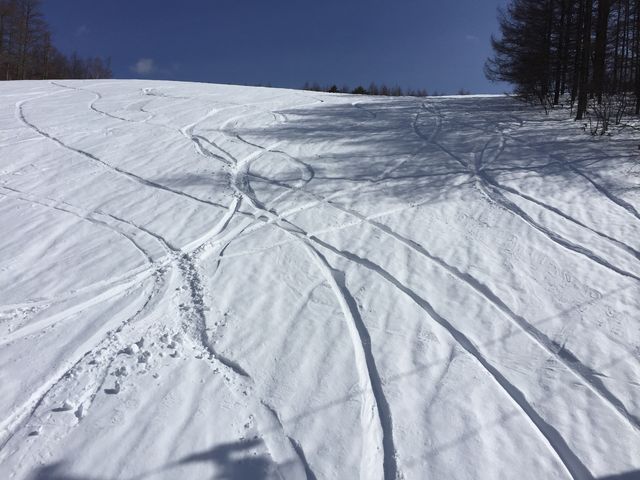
<box><xmin>487</xmin><ymin>0</ymin><xmax>640</xmax><ymax>130</ymax></box>
<box><xmin>486</xmin><ymin>0</ymin><xmax>559</xmax><ymax>106</ymax></box>
<box><xmin>575</xmin><ymin>0</ymin><xmax>593</xmax><ymax>120</ymax></box>
<box><xmin>635</xmin><ymin>0</ymin><xmax>640</xmax><ymax>113</ymax></box>
<box><xmin>592</xmin><ymin>0</ymin><xmax>611</xmax><ymax>103</ymax></box>
<box><xmin>0</xmin><ymin>0</ymin><xmax>16</xmax><ymax>80</ymax></box>
<box><xmin>0</xmin><ymin>0</ymin><xmax>111</xmax><ymax>80</ymax></box>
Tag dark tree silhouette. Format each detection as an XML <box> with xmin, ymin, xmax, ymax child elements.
<box><xmin>0</xmin><ymin>0</ymin><xmax>111</xmax><ymax>80</ymax></box>
<box><xmin>487</xmin><ymin>0</ymin><xmax>640</xmax><ymax>131</ymax></box>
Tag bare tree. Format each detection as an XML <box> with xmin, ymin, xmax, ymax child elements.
<box><xmin>487</xmin><ymin>0</ymin><xmax>640</xmax><ymax>131</ymax></box>
<box><xmin>0</xmin><ymin>0</ymin><xmax>111</xmax><ymax>81</ymax></box>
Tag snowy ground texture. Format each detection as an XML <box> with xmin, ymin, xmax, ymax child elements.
<box><xmin>1</xmin><ymin>80</ymin><xmax>639</xmax><ymax>480</ymax></box>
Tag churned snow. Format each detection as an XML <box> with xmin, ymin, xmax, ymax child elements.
<box><xmin>0</xmin><ymin>80</ymin><xmax>639</xmax><ymax>479</ymax></box>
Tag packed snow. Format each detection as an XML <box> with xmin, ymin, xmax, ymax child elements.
<box><xmin>0</xmin><ymin>80</ymin><xmax>639</xmax><ymax>480</ymax></box>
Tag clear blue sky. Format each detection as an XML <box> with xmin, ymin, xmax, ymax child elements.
<box><xmin>43</xmin><ymin>0</ymin><xmax>511</xmax><ymax>94</ymax></box>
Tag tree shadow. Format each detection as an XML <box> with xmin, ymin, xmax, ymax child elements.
<box><xmin>227</xmin><ymin>94</ymin><xmax>638</xmax><ymax>212</ymax></box>
<box><xmin>173</xmin><ymin>438</ymin><xmax>279</xmax><ymax>480</ymax></box>
<box><xmin>226</xmin><ymin>97</ymin><xmax>475</xmax><ymax>209</ymax></box>
<box><xmin>30</xmin><ymin>462</ymin><xmax>102</xmax><ymax>480</ymax></box>
<box><xmin>29</xmin><ymin>438</ymin><xmax>287</xmax><ymax>480</ymax></box>
<box><xmin>127</xmin><ymin>94</ymin><xmax>639</xmax><ymax>231</ymax></box>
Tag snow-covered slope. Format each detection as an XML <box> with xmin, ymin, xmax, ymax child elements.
<box><xmin>0</xmin><ymin>80</ymin><xmax>639</xmax><ymax>480</ymax></box>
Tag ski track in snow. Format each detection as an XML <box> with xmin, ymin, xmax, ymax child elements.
<box><xmin>412</xmin><ymin>104</ymin><xmax>640</xmax><ymax>430</ymax></box>
<box><xmin>212</xmin><ymin>108</ymin><xmax>398</xmax><ymax>480</ymax></box>
<box><xmin>243</xmin><ymin>165</ymin><xmax>640</xmax><ymax>436</ymax></box>
<box><xmin>1</xmin><ymin>81</ymin><xmax>639</xmax><ymax>480</ymax></box>
<box><xmin>414</xmin><ymin>103</ymin><xmax>640</xmax><ymax>284</ymax></box>
<box><xmin>242</xmin><ymin>107</ymin><xmax>629</xmax><ymax>414</ymax></box>
<box><xmin>16</xmin><ymin>96</ymin><xmax>227</xmax><ymax>211</ymax></box>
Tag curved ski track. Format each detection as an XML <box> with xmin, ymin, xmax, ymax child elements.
<box><xmin>3</xmin><ymin>85</ymin><xmax>639</xmax><ymax>480</ymax></box>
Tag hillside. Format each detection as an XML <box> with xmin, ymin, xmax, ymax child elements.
<box><xmin>1</xmin><ymin>80</ymin><xmax>639</xmax><ymax>480</ymax></box>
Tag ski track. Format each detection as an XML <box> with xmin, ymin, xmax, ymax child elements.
<box><xmin>482</xmin><ymin>173</ymin><xmax>640</xmax><ymax>262</ymax></box>
<box><xmin>259</xmin><ymin>401</ymin><xmax>313</xmax><ymax>480</ymax></box>
<box><xmin>413</xmin><ymin>103</ymin><xmax>640</xmax><ymax>285</ymax></box>
<box><xmin>481</xmin><ymin>181</ymin><xmax>640</xmax><ymax>283</ymax></box>
<box><xmin>288</xmin><ymin>436</ymin><xmax>318</xmax><ymax>480</ymax></box>
<box><xmin>309</xmin><ymin>236</ymin><xmax>589</xmax><ymax>480</ymax></box>
<box><xmin>214</xmin><ymin>112</ymin><xmax>398</xmax><ymax>480</ymax></box>
<box><xmin>208</xmin><ymin>96</ymin><xmax>639</xmax><ymax>459</ymax></box>
<box><xmin>304</xmin><ymin>244</ymin><xmax>396</xmax><ymax>480</ymax></box>
<box><xmin>0</xmin><ymin>270</ymin><xmax>162</xmax><ymax>452</ymax></box>
<box><xmin>0</xmin><ymin>196</ymin><xmax>234</xmax><ymax>321</ymax></box>
<box><xmin>16</xmin><ymin>97</ymin><xmax>227</xmax><ymax>211</ymax></box>
<box><xmin>352</xmin><ymin>101</ymin><xmax>378</xmax><ymax>119</ymax></box>
<box><xmin>1</xmin><ymin>83</ymin><xmax>253</xmax><ymax>449</ymax></box>
<box><xmin>408</xmin><ymin>104</ymin><xmax>640</xmax><ymax>431</ymax></box>
<box><xmin>0</xmin><ymin>257</ymin><xmax>173</xmax><ymax>463</ymax></box>
<box><xmin>0</xmin><ymin>179</ymin><xmax>178</xmax><ymax>428</ymax></box>
<box><xmin>220</xmin><ymin>102</ymin><xmax>602</xmax><ymax>478</ymax></box>
<box><xmin>423</xmin><ymin>102</ymin><xmax>640</xmax><ymax>227</ymax></box>
<box><xmin>244</xmin><ymin>167</ymin><xmax>640</xmax><ymax>435</ymax></box>
<box><xmin>0</xmin><ymin>185</ymin><xmax>154</xmax><ymax>265</ymax></box>
<box><xmin>249</xmin><ymin>98</ymin><xmax>637</xmax><ymax>477</ymax></box>
<box><xmin>505</xmin><ymin>132</ymin><xmax>640</xmax><ymax>223</ymax></box>
<box><xmin>155</xmin><ymin>96</ymin><xmax>323</xmax><ymax>474</ymax></box>
<box><xmin>437</xmin><ymin>107</ymin><xmax>640</xmax><ymax>250</ymax></box>
<box><xmin>51</xmin><ymin>81</ymin><xmax>139</xmax><ymax>124</ymax></box>
<box><xmin>2</xmin><ymin>84</ymin><xmax>639</xmax><ymax>479</ymax></box>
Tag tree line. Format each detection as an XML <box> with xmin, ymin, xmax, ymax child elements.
<box><xmin>0</xmin><ymin>0</ymin><xmax>111</xmax><ymax>81</ymax></box>
<box><xmin>486</xmin><ymin>0</ymin><xmax>640</xmax><ymax>133</ymax></box>
<box><xmin>302</xmin><ymin>82</ymin><xmax>431</xmax><ymax>97</ymax></box>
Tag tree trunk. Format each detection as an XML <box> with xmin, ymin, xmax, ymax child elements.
<box><xmin>554</xmin><ymin>0</ymin><xmax>568</xmax><ymax>104</ymax></box>
<box><xmin>18</xmin><ymin>4</ymin><xmax>33</xmax><ymax>80</ymax></box>
<box><xmin>572</xmin><ymin>0</ymin><xmax>586</xmax><ymax>105</ymax></box>
<box><xmin>576</xmin><ymin>0</ymin><xmax>593</xmax><ymax>120</ymax></box>
<box><xmin>593</xmin><ymin>0</ymin><xmax>612</xmax><ymax>103</ymax></box>
<box><xmin>635</xmin><ymin>0</ymin><xmax>640</xmax><ymax>113</ymax></box>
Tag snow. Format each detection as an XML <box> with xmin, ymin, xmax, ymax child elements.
<box><xmin>0</xmin><ymin>80</ymin><xmax>639</xmax><ymax>480</ymax></box>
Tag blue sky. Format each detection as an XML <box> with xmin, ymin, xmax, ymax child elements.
<box><xmin>43</xmin><ymin>0</ymin><xmax>510</xmax><ymax>94</ymax></box>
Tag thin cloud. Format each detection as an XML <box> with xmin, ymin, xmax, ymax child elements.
<box><xmin>131</xmin><ymin>58</ymin><xmax>156</xmax><ymax>75</ymax></box>
<box><xmin>465</xmin><ymin>34</ymin><xmax>479</xmax><ymax>42</ymax></box>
